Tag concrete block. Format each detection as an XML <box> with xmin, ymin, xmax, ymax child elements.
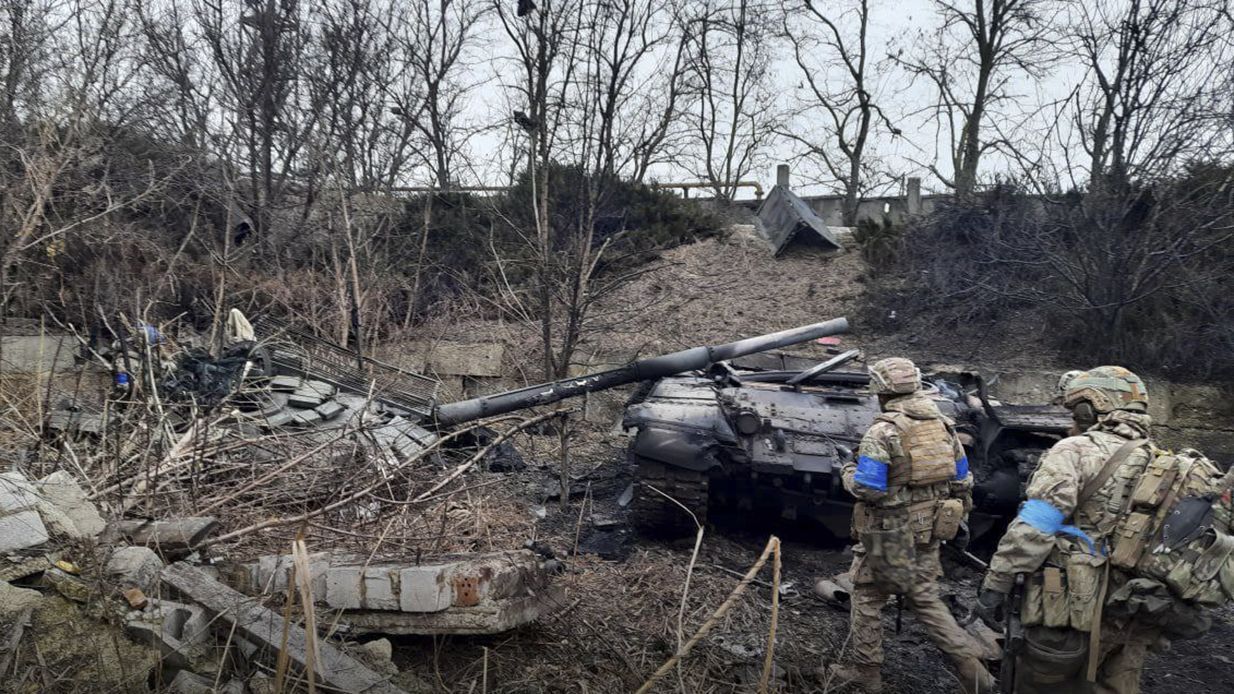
<box><xmin>38</xmin><ymin>471</ymin><xmax>106</xmax><ymax>538</ymax></box>
<box><xmin>316</xmin><ymin>400</ymin><xmax>345</xmax><ymax>421</ymax></box>
<box><xmin>124</xmin><ymin>598</ymin><xmax>213</xmax><ymax>671</ymax></box>
<box><xmin>326</xmin><ymin>566</ymin><xmax>400</xmax><ymax>611</ymax></box>
<box><xmin>106</xmin><ymin>546</ymin><xmax>165</xmax><ymax>593</ymax></box>
<box><xmin>251</xmin><ymin>552</ymin><xmax>330</xmax><ymax>596</ymax></box>
<box><xmin>0</xmin><ymin>472</ymin><xmax>49</xmax><ymax>553</ymax></box>
<box><xmin>399</xmin><ymin>565</ymin><xmax>453</xmax><ymax>613</ymax></box>
<box><xmin>292</xmin><ymin>408</ymin><xmax>323</xmax><ymax>426</ymax></box>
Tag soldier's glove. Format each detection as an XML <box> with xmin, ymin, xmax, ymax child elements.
<box><xmin>974</xmin><ymin>588</ymin><xmax>1006</xmax><ymax>629</ymax></box>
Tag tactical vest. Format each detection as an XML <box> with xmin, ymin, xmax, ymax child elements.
<box><xmin>876</xmin><ymin>411</ymin><xmax>958</xmax><ymax>488</ymax></box>
<box><xmin>1021</xmin><ymin>445</ymin><xmax>1234</xmax><ymax>634</ymax></box>
<box><xmin>853</xmin><ymin>411</ymin><xmax>965</xmax><ymax>594</ymax></box>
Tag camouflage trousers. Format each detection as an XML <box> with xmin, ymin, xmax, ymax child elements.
<box><xmin>843</xmin><ymin>543</ymin><xmax>978</xmax><ymax>672</ymax></box>
<box><xmin>1014</xmin><ymin>624</ymin><xmax>1159</xmax><ymax>694</ymax></box>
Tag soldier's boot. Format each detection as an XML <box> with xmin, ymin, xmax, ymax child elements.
<box><xmin>818</xmin><ymin>663</ymin><xmax>883</xmax><ymax>693</ymax></box>
<box><xmin>953</xmin><ymin>658</ymin><xmax>995</xmax><ymax>694</ymax></box>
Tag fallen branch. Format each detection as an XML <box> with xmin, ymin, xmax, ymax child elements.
<box><xmin>634</xmin><ymin>535</ymin><xmax>781</xmax><ymax>694</ymax></box>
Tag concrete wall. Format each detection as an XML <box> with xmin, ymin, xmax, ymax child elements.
<box><xmin>0</xmin><ymin>336</ymin><xmax>81</xmax><ymax>373</ymax></box>
<box><xmin>798</xmin><ymin>194</ymin><xmax>946</xmax><ymax>228</ymax></box>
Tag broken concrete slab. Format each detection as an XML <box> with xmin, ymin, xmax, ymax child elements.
<box><xmin>342</xmin><ymin>587</ymin><xmax>566</xmax><ymax>636</ymax></box>
<box><xmin>0</xmin><ymin>335</ymin><xmax>81</xmax><ymax>373</ymax></box>
<box><xmin>161</xmin><ymin>562</ymin><xmax>409</xmax><ymax>694</ymax></box>
<box><xmin>288</xmin><ymin>392</ymin><xmax>324</xmax><ymax>409</ymax></box>
<box><xmin>292</xmin><ymin>407</ymin><xmax>324</xmax><ymax>426</ymax></box>
<box><xmin>0</xmin><ymin>472</ymin><xmax>50</xmax><ymax>553</ymax></box>
<box><xmin>106</xmin><ymin>546</ymin><xmax>165</xmax><ymax>593</ymax></box>
<box><xmin>103</xmin><ymin>517</ymin><xmax>219</xmax><ymax>555</ymax></box>
<box><xmin>231</xmin><ymin>550</ymin><xmax>332</xmax><ymax>596</ymax></box>
<box><xmin>269</xmin><ymin>375</ymin><xmax>304</xmax><ymax>392</ymax></box>
<box><xmin>300</xmin><ymin>379</ymin><xmax>338</xmax><ymax>399</ymax></box>
<box><xmin>123</xmin><ymin>598</ymin><xmax>214</xmax><ymax>671</ymax></box>
<box><xmin>228</xmin><ymin>550</ymin><xmax>560</xmax><ymax>635</ymax></box>
<box><xmin>38</xmin><ymin>470</ymin><xmax>106</xmax><ymax>538</ymax></box>
<box><xmin>316</xmin><ymin>399</ymin><xmax>345</xmax><ymax>421</ymax></box>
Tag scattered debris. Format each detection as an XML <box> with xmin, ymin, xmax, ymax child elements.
<box><xmin>103</xmin><ymin>517</ymin><xmax>219</xmax><ymax>556</ymax></box>
<box><xmin>0</xmin><ymin>472</ymin><xmax>50</xmax><ymax>553</ymax></box>
<box><xmin>814</xmin><ymin>575</ymin><xmax>852</xmax><ymax>606</ymax></box>
<box><xmin>106</xmin><ymin>545</ymin><xmax>165</xmax><ymax>593</ymax></box>
<box><xmin>38</xmin><ymin>470</ymin><xmax>106</xmax><ymax>537</ymax></box>
<box><xmin>161</xmin><ymin>562</ymin><xmax>411</xmax><ymax>694</ymax></box>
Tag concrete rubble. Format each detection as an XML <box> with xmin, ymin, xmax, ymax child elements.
<box><xmin>228</xmin><ymin>548</ymin><xmax>565</xmax><ymax>635</ymax></box>
<box><xmin>0</xmin><ymin>471</ymin><xmax>50</xmax><ymax>553</ymax></box>
<box><xmin>1</xmin><ymin>464</ymin><xmax>566</xmax><ymax>691</ymax></box>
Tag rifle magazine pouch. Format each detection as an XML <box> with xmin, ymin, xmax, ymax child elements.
<box><xmin>1022</xmin><ymin>573</ymin><xmax>1045</xmax><ymax>626</ymax></box>
<box><xmin>1110</xmin><ymin>512</ymin><xmax>1153</xmax><ymax>570</ymax></box>
<box><xmin>1065</xmin><ymin>552</ymin><xmax>1106</xmax><ymax>632</ymax></box>
<box><xmin>1041</xmin><ymin>566</ymin><xmax>1069</xmax><ymax>628</ymax></box>
<box><xmin>933</xmin><ymin>498</ymin><xmax>964</xmax><ymax>541</ymax></box>
<box><xmin>1130</xmin><ymin>455</ymin><xmax>1178</xmax><ymax>509</ymax></box>
<box><xmin>862</xmin><ymin>522</ymin><xmax>916</xmax><ymax>594</ymax></box>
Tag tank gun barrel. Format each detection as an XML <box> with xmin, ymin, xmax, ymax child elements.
<box><xmin>431</xmin><ymin>317</ymin><xmax>849</xmax><ymax>427</ymax></box>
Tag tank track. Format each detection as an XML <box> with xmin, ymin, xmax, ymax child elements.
<box><xmin>631</xmin><ymin>458</ymin><xmax>710</xmax><ymax>537</ymax></box>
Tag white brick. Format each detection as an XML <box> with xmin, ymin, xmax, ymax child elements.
<box><xmin>326</xmin><ymin>566</ymin><xmax>400</xmax><ymax>610</ymax></box>
<box><xmin>399</xmin><ymin>565</ymin><xmax>453</xmax><ymax>613</ymax></box>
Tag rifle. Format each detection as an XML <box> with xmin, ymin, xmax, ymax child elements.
<box><xmin>1000</xmin><ymin>574</ymin><xmax>1026</xmax><ymax>694</ymax></box>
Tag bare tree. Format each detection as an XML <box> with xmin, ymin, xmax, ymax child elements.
<box><xmin>681</xmin><ymin>0</ymin><xmax>776</xmax><ymax>201</ymax></box>
<box><xmin>779</xmin><ymin>0</ymin><xmax>897</xmax><ymax>226</ymax></box>
<box><xmin>395</xmin><ymin>0</ymin><xmax>487</xmax><ymax>190</ymax></box>
<box><xmin>1066</xmin><ymin>0</ymin><xmax>1233</xmax><ymax>190</ymax></box>
<box><xmin>896</xmin><ymin>0</ymin><xmax>1054</xmax><ymax>196</ymax></box>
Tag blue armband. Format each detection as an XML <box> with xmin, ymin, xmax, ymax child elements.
<box><xmin>853</xmin><ymin>455</ymin><xmax>889</xmax><ymax>492</ymax></box>
<box><xmin>1018</xmin><ymin>499</ymin><xmax>1100</xmax><ymax>555</ymax></box>
<box><xmin>955</xmin><ymin>455</ymin><xmax>969</xmax><ymax>480</ymax></box>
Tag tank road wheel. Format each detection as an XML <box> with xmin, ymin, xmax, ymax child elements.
<box><xmin>631</xmin><ymin>458</ymin><xmax>710</xmax><ymax>537</ymax></box>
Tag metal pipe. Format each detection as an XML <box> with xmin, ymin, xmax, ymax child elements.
<box><xmin>651</xmin><ymin>180</ymin><xmax>765</xmax><ymax>200</ymax></box>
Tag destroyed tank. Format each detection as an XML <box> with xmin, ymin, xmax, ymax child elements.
<box><xmin>620</xmin><ymin>349</ymin><xmax>1072</xmax><ymax>542</ymax></box>
<box><xmin>78</xmin><ymin>314</ymin><xmax>1063</xmax><ymax>547</ymax></box>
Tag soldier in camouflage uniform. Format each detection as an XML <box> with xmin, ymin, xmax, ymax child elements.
<box><xmin>824</xmin><ymin>358</ymin><xmax>994</xmax><ymax>693</ymax></box>
<box><xmin>976</xmin><ymin>366</ymin><xmax>1160</xmax><ymax>694</ymax></box>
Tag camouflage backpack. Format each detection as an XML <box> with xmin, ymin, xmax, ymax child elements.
<box><xmin>1107</xmin><ymin>448</ymin><xmax>1234</xmax><ymax>608</ymax></box>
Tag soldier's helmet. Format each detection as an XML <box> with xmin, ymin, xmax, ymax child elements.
<box><xmin>1062</xmin><ymin>366</ymin><xmax>1149</xmax><ymax>413</ymax></box>
<box><xmin>1052</xmin><ymin>370</ymin><xmax>1086</xmax><ymax>405</ymax></box>
<box><xmin>868</xmin><ymin>357</ymin><xmax>922</xmax><ymax>395</ymax></box>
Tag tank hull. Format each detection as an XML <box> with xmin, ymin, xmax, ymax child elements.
<box><xmin>624</xmin><ymin>371</ymin><xmax>1070</xmax><ymax>542</ymax></box>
